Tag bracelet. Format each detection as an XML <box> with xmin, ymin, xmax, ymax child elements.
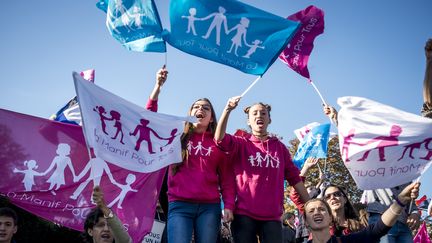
<box><xmin>389</xmin><ymin>205</ymin><xmax>402</xmax><ymax>215</ymax></box>
<box><xmin>394</xmin><ymin>197</ymin><xmax>406</xmax><ymax>207</ymax></box>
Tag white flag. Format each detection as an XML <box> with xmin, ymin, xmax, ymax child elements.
<box><xmin>73</xmin><ymin>72</ymin><xmax>194</xmax><ymax>173</ymax></box>
<box><xmin>337</xmin><ymin>96</ymin><xmax>432</xmax><ymax>190</ymax></box>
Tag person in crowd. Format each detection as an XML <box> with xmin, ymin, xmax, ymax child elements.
<box><xmin>292</xmin><ymin>157</ymin><xmax>325</xmax><ymax>243</ymax></box>
<box><xmin>323</xmin><ymin>103</ymin><xmax>422</xmax><ymax>242</ymax></box>
<box><xmin>214</xmin><ymin>96</ymin><xmax>310</xmax><ymax>243</ymax></box>
<box><xmin>422</xmin><ymin>38</ymin><xmax>432</xmax><ymax>118</ymax></box>
<box><xmin>322</xmin><ymin>185</ymin><xmax>366</xmax><ymax>236</ymax></box>
<box><xmin>0</xmin><ymin>207</ymin><xmax>18</xmax><ymax>243</ymax></box>
<box><xmin>148</xmin><ymin>67</ymin><xmax>235</xmax><ymax>243</ymax></box>
<box><xmin>304</xmin><ymin>182</ymin><xmax>420</xmax><ymax>243</ymax></box>
<box><xmin>82</xmin><ymin>186</ymin><xmax>132</xmax><ymax>243</ymax></box>
<box><xmin>282</xmin><ymin>212</ymin><xmax>296</xmax><ymax>243</ymax></box>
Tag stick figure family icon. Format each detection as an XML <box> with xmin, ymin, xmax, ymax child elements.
<box><xmin>94</xmin><ymin>105</ymin><xmax>179</xmax><ymax>154</ymax></box>
<box><xmin>13</xmin><ymin>143</ymin><xmax>136</xmax><ymax>209</ymax></box>
<box><xmin>182</xmin><ymin>6</ymin><xmax>265</xmax><ymax>58</ymax></box>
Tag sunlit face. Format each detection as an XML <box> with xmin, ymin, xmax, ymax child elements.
<box><xmin>304</xmin><ymin>201</ymin><xmax>332</xmax><ymax>231</ymax></box>
<box><xmin>0</xmin><ymin>216</ymin><xmax>17</xmax><ymax>243</ymax></box>
<box><xmin>87</xmin><ymin>218</ymin><xmax>114</xmax><ymax>243</ymax></box>
<box><xmin>190</xmin><ymin>100</ymin><xmax>213</xmax><ymax>128</ymax></box>
<box><xmin>247</xmin><ymin>104</ymin><xmax>270</xmax><ymax>134</ymax></box>
<box><xmin>323</xmin><ymin>187</ymin><xmax>346</xmax><ymax>211</ymax></box>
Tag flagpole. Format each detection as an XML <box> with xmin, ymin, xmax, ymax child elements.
<box><xmin>408</xmin><ymin>176</ymin><xmax>422</xmax><ymax>213</ymax></box>
<box><xmin>308</xmin><ymin>79</ymin><xmax>327</xmax><ymax>105</ymax></box>
<box><xmin>73</xmin><ymin>72</ymin><xmax>94</xmax><ymax>160</ymax></box>
<box><xmin>241</xmin><ymin>76</ymin><xmax>262</xmax><ymax>97</ymax></box>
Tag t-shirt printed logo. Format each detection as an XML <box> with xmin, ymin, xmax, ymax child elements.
<box><xmin>187</xmin><ymin>141</ymin><xmax>213</xmax><ymax>156</ymax></box>
<box><xmin>248</xmin><ymin>152</ymin><xmax>280</xmax><ymax>168</ymax></box>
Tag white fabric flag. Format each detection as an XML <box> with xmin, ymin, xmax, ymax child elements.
<box><xmin>73</xmin><ymin>72</ymin><xmax>194</xmax><ymax>173</ymax></box>
<box><xmin>337</xmin><ymin>96</ymin><xmax>432</xmax><ymax>190</ymax></box>
<box><xmin>294</xmin><ymin>122</ymin><xmax>320</xmax><ymax>142</ymax></box>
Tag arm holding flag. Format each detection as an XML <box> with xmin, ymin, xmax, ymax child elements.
<box><xmin>92</xmin><ymin>186</ymin><xmax>132</xmax><ymax>243</ymax></box>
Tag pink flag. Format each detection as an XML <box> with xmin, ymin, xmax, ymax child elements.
<box><xmin>279</xmin><ymin>5</ymin><xmax>324</xmax><ymax>79</ymax></box>
<box><xmin>0</xmin><ymin>108</ymin><xmax>166</xmax><ymax>242</ymax></box>
<box><xmin>413</xmin><ymin>222</ymin><xmax>432</xmax><ymax>243</ymax></box>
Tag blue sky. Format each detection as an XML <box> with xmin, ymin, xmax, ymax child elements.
<box><xmin>1</xmin><ymin>1</ymin><xmax>431</xmax><ymax>203</ymax></box>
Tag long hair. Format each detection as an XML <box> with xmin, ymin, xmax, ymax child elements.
<box><xmin>172</xmin><ymin>98</ymin><xmax>217</xmax><ymax>175</ymax></box>
<box><xmin>322</xmin><ymin>184</ymin><xmax>359</xmax><ymax>220</ymax></box>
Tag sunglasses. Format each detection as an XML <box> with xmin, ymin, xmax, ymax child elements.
<box><xmin>324</xmin><ymin>191</ymin><xmax>344</xmax><ymax>200</ymax></box>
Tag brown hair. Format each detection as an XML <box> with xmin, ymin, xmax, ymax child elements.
<box><xmin>243</xmin><ymin>102</ymin><xmax>271</xmax><ymax>118</ymax></box>
<box><xmin>303</xmin><ymin>198</ymin><xmax>334</xmax><ymax>227</ymax></box>
<box><xmin>171</xmin><ymin>98</ymin><xmax>217</xmax><ymax>175</ymax></box>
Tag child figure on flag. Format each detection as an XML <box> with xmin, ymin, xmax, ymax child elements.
<box><xmin>13</xmin><ymin>160</ymin><xmax>43</xmax><ymax>191</ymax></box>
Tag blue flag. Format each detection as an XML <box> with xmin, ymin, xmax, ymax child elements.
<box><xmin>97</xmin><ymin>0</ymin><xmax>166</xmax><ymax>52</ymax></box>
<box><xmin>164</xmin><ymin>0</ymin><xmax>300</xmax><ymax>75</ymax></box>
<box><xmin>293</xmin><ymin>123</ymin><xmax>330</xmax><ymax>169</ymax></box>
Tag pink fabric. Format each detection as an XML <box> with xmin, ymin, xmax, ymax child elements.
<box><xmin>0</xmin><ymin>108</ymin><xmax>165</xmax><ymax>243</ymax></box>
<box><xmin>80</xmin><ymin>69</ymin><xmax>95</xmax><ymax>83</ymax></box>
<box><xmin>279</xmin><ymin>5</ymin><xmax>324</xmax><ymax>79</ymax></box>
<box><xmin>216</xmin><ymin>133</ymin><xmax>301</xmax><ymax>220</ymax></box>
<box><xmin>413</xmin><ymin>222</ymin><xmax>432</xmax><ymax>243</ymax></box>
<box><xmin>167</xmin><ymin>132</ymin><xmax>236</xmax><ymax>210</ymax></box>
<box><xmin>146</xmin><ymin>98</ymin><xmax>235</xmax><ymax>210</ymax></box>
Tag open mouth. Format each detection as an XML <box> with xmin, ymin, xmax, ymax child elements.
<box><xmin>313</xmin><ymin>215</ymin><xmax>324</xmax><ymax>224</ymax></box>
<box><xmin>101</xmin><ymin>233</ymin><xmax>111</xmax><ymax>239</ymax></box>
<box><xmin>256</xmin><ymin>119</ymin><xmax>264</xmax><ymax>126</ymax></box>
<box><xmin>196</xmin><ymin>113</ymin><xmax>204</xmax><ymax>118</ymax></box>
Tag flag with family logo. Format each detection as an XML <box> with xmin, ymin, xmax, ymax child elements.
<box><xmin>74</xmin><ymin>72</ymin><xmax>195</xmax><ymax>173</ymax></box>
<box><xmin>337</xmin><ymin>96</ymin><xmax>432</xmax><ymax>190</ymax></box>
<box><xmin>50</xmin><ymin>69</ymin><xmax>95</xmax><ymax>125</ymax></box>
<box><xmin>293</xmin><ymin>121</ymin><xmax>320</xmax><ymax>142</ymax></box>
<box><xmin>0</xmin><ymin>108</ymin><xmax>166</xmax><ymax>242</ymax></box>
<box><xmin>164</xmin><ymin>0</ymin><xmax>300</xmax><ymax>75</ymax></box>
<box><xmin>293</xmin><ymin>123</ymin><xmax>330</xmax><ymax>169</ymax></box>
<box><xmin>279</xmin><ymin>5</ymin><xmax>324</xmax><ymax>79</ymax></box>
<box><xmin>97</xmin><ymin>0</ymin><xmax>166</xmax><ymax>52</ymax></box>
<box><xmin>413</xmin><ymin>222</ymin><xmax>432</xmax><ymax>243</ymax></box>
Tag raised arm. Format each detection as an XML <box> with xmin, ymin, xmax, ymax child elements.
<box><xmin>93</xmin><ymin>186</ymin><xmax>132</xmax><ymax>243</ymax></box>
<box><xmin>149</xmin><ymin>65</ymin><xmax>168</xmax><ymax>101</ymax></box>
<box><xmin>323</xmin><ymin>105</ymin><xmax>338</xmax><ymax>126</ymax></box>
<box><xmin>380</xmin><ymin>182</ymin><xmax>420</xmax><ymax>227</ymax></box>
<box><xmin>214</xmin><ymin>96</ymin><xmax>241</xmax><ymax>142</ymax></box>
<box><xmin>423</xmin><ymin>39</ymin><xmax>432</xmax><ymax>115</ymax></box>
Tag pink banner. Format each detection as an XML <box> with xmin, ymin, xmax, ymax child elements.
<box><xmin>413</xmin><ymin>222</ymin><xmax>432</xmax><ymax>243</ymax></box>
<box><xmin>0</xmin><ymin>108</ymin><xmax>165</xmax><ymax>242</ymax></box>
<box><xmin>279</xmin><ymin>5</ymin><xmax>324</xmax><ymax>79</ymax></box>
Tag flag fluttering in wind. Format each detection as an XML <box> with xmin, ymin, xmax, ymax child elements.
<box><xmin>73</xmin><ymin>72</ymin><xmax>194</xmax><ymax>173</ymax></box>
<box><xmin>337</xmin><ymin>96</ymin><xmax>432</xmax><ymax>190</ymax></box>
<box><xmin>164</xmin><ymin>0</ymin><xmax>300</xmax><ymax>75</ymax></box>
<box><xmin>50</xmin><ymin>69</ymin><xmax>95</xmax><ymax>125</ymax></box>
<box><xmin>293</xmin><ymin>123</ymin><xmax>330</xmax><ymax>169</ymax></box>
<box><xmin>0</xmin><ymin>108</ymin><xmax>166</xmax><ymax>242</ymax></box>
<box><xmin>279</xmin><ymin>5</ymin><xmax>324</xmax><ymax>79</ymax></box>
<box><xmin>97</xmin><ymin>0</ymin><xmax>166</xmax><ymax>52</ymax></box>
<box><xmin>413</xmin><ymin>222</ymin><xmax>432</xmax><ymax>243</ymax></box>
<box><xmin>293</xmin><ymin>122</ymin><xmax>320</xmax><ymax>142</ymax></box>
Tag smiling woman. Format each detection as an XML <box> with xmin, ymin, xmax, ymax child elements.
<box><xmin>303</xmin><ymin>182</ymin><xmax>420</xmax><ymax>243</ymax></box>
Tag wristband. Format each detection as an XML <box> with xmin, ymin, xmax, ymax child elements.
<box><xmin>394</xmin><ymin>197</ymin><xmax>406</xmax><ymax>207</ymax></box>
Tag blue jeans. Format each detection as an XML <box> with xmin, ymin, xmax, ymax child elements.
<box><xmin>231</xmin><ymin>214</ymin><xmax>282</xmax><ymax>243</ymax></box>
<box><xmin>168</xmin><ymin>201</ymin><xmax>221</xmax><ymax>243</ymax></box>
<box><xmin>368</xmin><ymin>213</ymin><xmax>413</xmax><ymax>243</ymax></box>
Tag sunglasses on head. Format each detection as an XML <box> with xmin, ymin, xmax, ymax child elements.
<box><xmin>324</xmin><ymin>191</ymin><xmax>344</xmax><ymax>200</ymax></box>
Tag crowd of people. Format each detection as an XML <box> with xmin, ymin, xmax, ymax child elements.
<box><xmin>1</xmin><ymin>39</ymin><xmax>431</xmax><ymax>243</ymax></box>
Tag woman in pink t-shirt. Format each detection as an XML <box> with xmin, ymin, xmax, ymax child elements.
<box><xmin>215</xmin><ymin>96</ymin><xmax>310</xmax><ymax>243</ymax></box>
